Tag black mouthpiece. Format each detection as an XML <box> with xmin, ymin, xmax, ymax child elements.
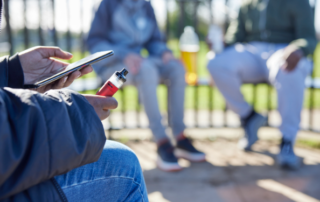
<box><xmin>121</xmin><ymin>69</ymin><xmax>129</xmax><ymax>76</ymax></box>
<box><xmin>116</xmin><ymin>68</ymin><xmax>129</xmax><ymax>82</ymax></box>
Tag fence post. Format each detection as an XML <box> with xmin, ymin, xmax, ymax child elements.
<box><xmin>80</xmin><ymin>0</ymin><xmax>85</xmax><ymax>57</ymax></box>
<box><xmin>23</xmin><ymin>0</ymin><xmax>29</xmax><ymax>49</ymax></box>
<box><xmin>193</xmin><ymin>0</ymin><xmax>199</xmax><ymax>35</ymax></box>
<box><xmin>66</xmin><ymin>0</ymin><xmax>72</xmax><ymax>52</ymax></box>
<box><xmin>51</xmin><ymin>0</ymin><xmax>58</xmax><ymax>46</ymax></box>
<box><xmin>209</xmin><ymin>86</ymin><xmax>214</xmax><ymax>127</ymax></box>
<box><xmin>194</xmin><ymin>85</ymin><xmax>199</xmax><ymax>127</ymax></box>
<box><xmin>4</xmin><ymin>0</ymin><xmax>13</xmax><ymax>55</ymax></box>
<box><xmin>38</xmin><ymin>0</ymin><xmax>44</xmax><ymax>46</ymax></box>
<box><xmin>208</xmin><ymin>0</ymin><xmax>213</xmax><ymax>24</ymax></box>
<box><xmin>178</xmin><ymin>0</ymin><xmax>186</xmax><ymax>37</ymax></box>
<box><xmin>165</xmin><ymin>0</ymin><xmax>170</xmax><ymax>39</ymax></box>
<box><xmin>121</xmin><ymin>88</ymin><xmax>127</xmax><ymax>128</ymax></box>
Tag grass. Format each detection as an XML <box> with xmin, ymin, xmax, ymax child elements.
<box><xmin>297</xmin><ymin>139</ymin><xmax>320</xmax><ymax>150</ymax></box>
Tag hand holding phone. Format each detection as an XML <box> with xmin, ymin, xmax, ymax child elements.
<box><xmin>23</xmin><ymin>49</ymin><xmax>114</xmax><ymax>91</ymax></box>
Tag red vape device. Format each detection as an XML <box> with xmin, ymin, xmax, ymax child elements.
<box><xmin>96</xmin><ymin>69</ymin><xmax>128</xmax><ymax>97</ymax></box>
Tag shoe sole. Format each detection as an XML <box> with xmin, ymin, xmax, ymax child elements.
<box><xmin>174</xmin><ymin>148</ymin><xmax>206</xmax><ymax>162</ymax></box>
<box><xmin>156</xmin><ymin>157</ymin><xmax>183</xmax><ymax>172</ymax></box>
<box><xmin>238</xmin><ymin>115</ymin><xmax>267</xmax><ymax>151</ymax></box>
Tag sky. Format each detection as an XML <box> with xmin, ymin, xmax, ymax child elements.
<box><xmin>3</xmin><ymin>0</ymin><xmax>320</xmax><ymax>36</ymax></box>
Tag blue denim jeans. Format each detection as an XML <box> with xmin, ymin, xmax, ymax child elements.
<box><xmin>54</xmin><ymin>140</ymin><xmax>149</xmax><ymax>202</ymax></box>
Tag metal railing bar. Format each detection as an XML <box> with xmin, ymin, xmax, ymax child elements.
<box><xmin>194</xmin><ymin>85</ymin><xmax>199</xmax><ymax>128</ymax></box>
<box><xmin>51</xmin><ymin>0</ymin><xmax>58</xmax><ymax>46</ymax></box>
<box><xmin>193</xmin><ymin>1</ymin><xmax>200</xmax><ymax>35</ymax></box>
<box><xmin>178</xmin><ymin>0</ymin><xmax>186</xmax><ymax>37</ymax></box>
<box><xmin>37</xmin><ymin>0</ymin><xmax>44</xmax><ymax>46</ymax></box>
<box><xmin>4</xmin><ymin>0</ymin><xmax>13</xmax><ymax>55</ymax></box>
<box><xmin>121</xmin><ymin>88</ymin><xmax>127</xmax><ymax>128</ymax></box>
<box><xmin>209</xmin><ymin>85</ymin><xmax>214</xmax><ymax>127</ymax></box>
<box><xmin>79</xmin><ymin>0</ymin><xmax>85</xmax><ymax>57</ymax></box>
<box><xmin>66</xmin><ymin>0</ymin><xmax>71</xmax><ymax>52</ymax></box>
<box><xmin>136</xmin><ymin>91</ymin><xmax>141</xmax><ymax>129</ymax></box>
<box><xmin>23</xmin><ymin>0</ymin><xmax>29</xmax><ymax>49</ymax></box>
<box><xmin>165</xmin><ymin>0</ymin><xmax>170</xmax><ymax>39</ymax></box>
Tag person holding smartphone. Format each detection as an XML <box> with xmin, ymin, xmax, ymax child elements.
<box><xmin>0</xmin><ymin>4</ymin><xmax>148</xmax><ymax>202</ymax></box>
<box><xmin>87</xmin><ymin>0</ymin><xmax>206</xmax><ymax>172</ymax></box>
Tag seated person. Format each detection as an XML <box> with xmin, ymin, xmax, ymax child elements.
<box><xmin>0</xmin><ymin>46</ymin><xmax>148</xmax><ymax>202</ymax></box>
<box><xmin>207</xmin><ymin>0</ymin><xmax>317</xmax><ymax>169</ymax></box>
<box><xmin>87</xmin><ymin>0</ymin><xmax>205</xmax><ymax>172</ymax></box>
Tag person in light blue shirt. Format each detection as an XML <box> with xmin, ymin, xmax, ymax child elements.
<box><xmin>87</xmin><ymin>0</ymin><xmax>206</xmax><ymax>172</ymax></box>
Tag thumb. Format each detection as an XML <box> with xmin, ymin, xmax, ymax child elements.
<box><xmin>100</xmin><ymin>96</ymin><xmax>118</xmax><ymax>110</ymax></box>
<box><xmin>37</xmin><ymin>46</ymin><xmax>73</xmax><ymax>60</ymax></box>
<box><xmin>84</xmin><ymin>95</ymin><xmax>118</xmax><ymax>110</ymax></box>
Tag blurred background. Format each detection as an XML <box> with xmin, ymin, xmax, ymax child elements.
<box><xmin>0</xmin><ymin>0</ymin><xmax>320</xmax><ymax>132</ymax></box>
<box><xmin>0</xmin><ymin>0</ymin><xmax>319</xmax><ymax>131</ymax></box>
<box><xmin>2</xmin><ymin>1</ymin><xmax>320</xmax><ymax>201</ymax></box>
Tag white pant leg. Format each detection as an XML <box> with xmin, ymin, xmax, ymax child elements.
<box><xmin>207</xmin><ymin>44</ymin><xmax>268</xmax><ymax>118</ymax></box>
<box><xmin>267</xmin><ymin>50</ymin><xmax>313</xmax><ymax>141</ymax></box>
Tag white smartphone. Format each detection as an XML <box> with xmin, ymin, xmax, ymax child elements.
<box><xmin>24</xmin><ymin>50</ymin><xmax>114</xmax><ymax>89</ymax></box>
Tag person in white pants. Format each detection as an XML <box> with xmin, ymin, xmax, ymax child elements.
<box><xmin>207</xmin><ymin>0</ymin><xmax>317</xmax><ymax>169</ymax></box>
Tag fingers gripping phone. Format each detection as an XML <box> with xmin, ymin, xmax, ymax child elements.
<box><xmin>23</xmin><ymin>50</ymin><xmax>114</xmax><ymax>89</ymax></box>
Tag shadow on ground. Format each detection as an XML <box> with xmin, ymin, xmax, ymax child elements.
<box><xmin>126</xmin><ymin>140</ymin><xmax>320</xmax><ymax>202</ymax></box>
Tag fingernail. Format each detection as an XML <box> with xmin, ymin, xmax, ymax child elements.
<box><xmin>63</xmin><ymin>76</ymin><xmax>68</xmax><ymax>83</ymax></box>
<box><xmin>65</xmin><ymin>51</ymin><xmax>73</xmax><ymax>56</ymax></box>
<box><xmin>76</xmin><ymin>73</ymin><xmax>81</xmax><ymax>78</ymax></box>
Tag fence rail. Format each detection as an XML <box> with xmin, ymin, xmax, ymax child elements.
<box><xmin>1</xmin><ymin>0</ymin><xmax>319</xmax><ymax>133</ymax></box>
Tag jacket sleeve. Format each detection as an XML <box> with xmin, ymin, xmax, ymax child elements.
<box><xmin>224</xmin><ymin>4</ymin><xmax>247</xmax><ymax>46</ymax></box>
<box><xmin>86</xmin><ymin>0</ymin><xmax>130</xmax><ymax>62</ymax></box>
<box><xmin>144</xmin><ymin>3</ymin><xmax>171</xmax><ymax>57</ymax></box>
<box><xmin>0</xmin><ymin>87</ymin><xmax>106</xmax><ymax>200</ymax></box>
<box><xmin>289</xmin><ymin>0</ymin><xmax>317</xmax><ymax>56</ymax></box>
<box><xmin>0</xmin><ymin>55</ymin><xmax>24</xmax><ymax>89</ymax></box>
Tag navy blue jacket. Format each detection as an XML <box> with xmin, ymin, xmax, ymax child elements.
<box><xmin>0</xmin><ymin>55</ymin><xmax>106</xmax><ymax>201</ymax></box>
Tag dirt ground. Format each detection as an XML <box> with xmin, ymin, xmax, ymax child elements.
<box><xmin>125</xmin><ymin>138</ymin><xmax>320</xmax><ymax>202</ymax></box>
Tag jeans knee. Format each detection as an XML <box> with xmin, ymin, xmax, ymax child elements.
<box><xmin>101</xmin><ymin>141</ymin><xmax>141</xmax><ymax>174</ymax></box>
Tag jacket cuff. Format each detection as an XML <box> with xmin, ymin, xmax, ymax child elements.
<box><xmin>8</xmin><ymin>54</ymin><xmax>24</xmax><ymax>88</ymax></box>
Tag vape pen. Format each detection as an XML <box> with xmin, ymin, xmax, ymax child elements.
<box><xmin>96</xmin><ymin>68</ymin><xmax>128</xmax><ymax>97</ymax></box>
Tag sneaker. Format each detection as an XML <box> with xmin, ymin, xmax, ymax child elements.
<box><xmin>157</xmin><ymin>141</ymin><xmax>183</xmax><ymax>172</ymax></box>
<box><xmin>277</xmin><ymin>138</ymin><xmax>300</xmax><ymax>170</ymax></box>
<box><xmin>174</xmin><ymin>136</ymin><xmax>206</xmax><ymax>162</ymax></box>
<box><xmin>238</xmin><ymin>111</ymin><xmax>267</xmax><ymax>151</ymax></box>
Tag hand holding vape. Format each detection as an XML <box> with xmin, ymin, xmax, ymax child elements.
<box><xmin>96</xmin><ymin>69</ymin><xmax>128</xmax><ymax>97</ymax></box>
